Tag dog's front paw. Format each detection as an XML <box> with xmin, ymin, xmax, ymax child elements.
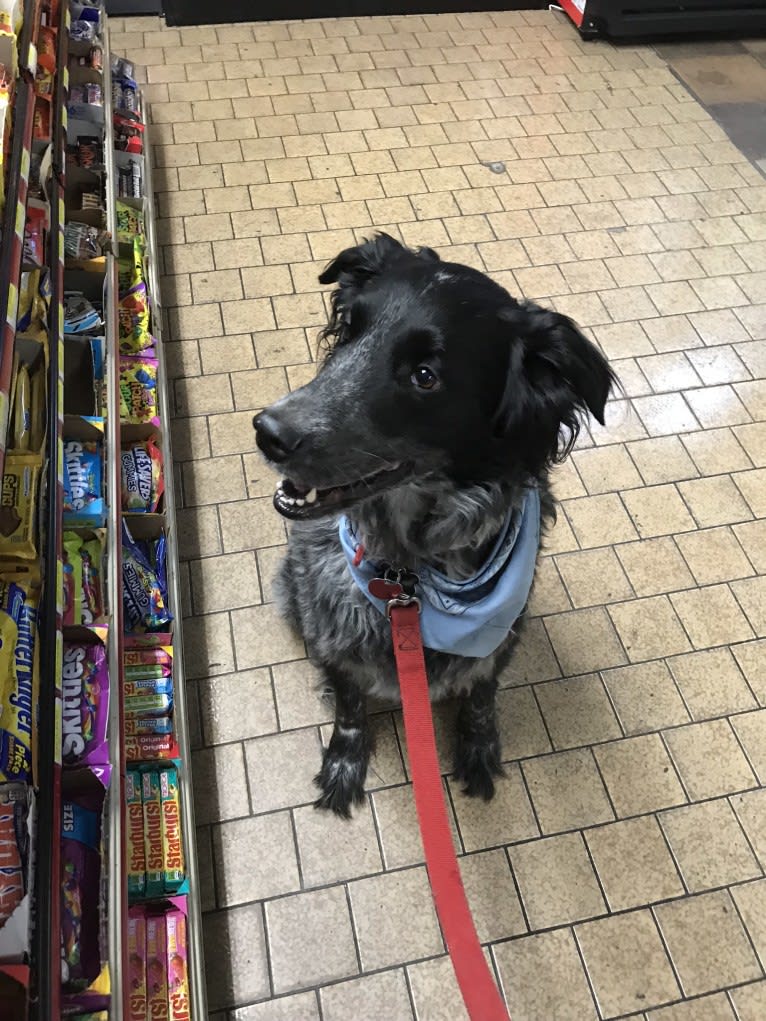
<box><xmin>314</xmin><ymin>743</ymin><xmax>368</xmax><ymax>818</ymax></box>
<box><xmin>453</xmin><ymin>734</ymin><xmax>504</xmax><ymax>801</ymax></box>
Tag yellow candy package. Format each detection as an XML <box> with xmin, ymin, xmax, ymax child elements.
<box><xmin>118</xmin><ymin>282</ymin><xmax>152</xmax><ymax>354</ymax></box>
<box><xmin>0</xmin><ymin>454</ymin><xmax>40</xmax><ymax>560</ymax></box>
<box><xmin>115</xmin><ymin>200</ymin><xmax>144</xmax><ymax>244</ymax></box>
<box><xmin>0</xmin><ymin>573</ymin><xmax>39</xmax><ymax>783</ymax></box>
<box><xmin>119</xmin><ymin>354</ymin><xmax>159</xmax><ymax>426</ymax></box>
<box><xmin>118</xmin><ymin>235</ymin><xmax>145</xmax><ymax>293</ymax></box>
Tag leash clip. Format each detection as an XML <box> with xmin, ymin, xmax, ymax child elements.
<box><xmin>386</xmin><ymin>594</ymin><xmax>421</xmax><ymax>618</ymax></box>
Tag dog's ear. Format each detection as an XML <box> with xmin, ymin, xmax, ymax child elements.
<box><xmin>318</xmin><ymin>233</ymin><xmax>405</xmax><ymax>285</ymax></box>
<box><xmin>495</xmin><ymin>302</ymin><xmax>616</xmax><ymax>468</ymax></box>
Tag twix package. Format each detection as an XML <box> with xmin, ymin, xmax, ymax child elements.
<box><xmin>142</xmin><ymin>771</ymin><xmax>163</xmax><ymax>898</ymax></box>
<box><xmin>160</xmin><ymin>768</ymin><xmax>184</xmax><ymax>893</ymax></box>
<box><xmin>127</xmin><ymin>770</ymin><xmax>146</xmax><ymax>898</ymax></box>
<box><xmin>128</xmin><ymin>905</ymin><xmax>148</xmax><ymax>1021</ymax></box>
<box><xmin>165</xmin><ymin>907</ymin><xmax>190</xmax><ymax>1021</ymax></box>
<box><xmin>146</xmin><ymin>911</ymin><xmax>169</xmax><ymax>1021</ymax></box>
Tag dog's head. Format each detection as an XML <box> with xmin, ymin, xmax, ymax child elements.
<box><xmin>254</xmin><ymin>234</ymin><xmax>615</xmax><ymax>520</ymax></box>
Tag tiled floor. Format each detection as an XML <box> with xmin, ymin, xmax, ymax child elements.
<box><xmin>110</xmin><ymin>9</ymin><xmax>766</xmax><ymax>1019</ymax></box>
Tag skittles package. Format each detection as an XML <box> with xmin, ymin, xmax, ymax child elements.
<box><xmin>64</xmin><ymin>441</ymin><xmax>105</xmax><ymax>527</ymax></box>
<box><xmin>61</xmin><ymin>643</ymin><xmax>110</xmax><ymax>767</ymax></box>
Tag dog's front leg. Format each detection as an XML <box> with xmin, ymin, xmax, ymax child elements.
<box><xmin>314</xmin><ymin>670</ymin><xmax>370</xmax><ymax>818</ymax></box>
<box><xmin>453</xmin><ymin>678</ymin><xmax>504</xmax><ymax>801</ymax></box>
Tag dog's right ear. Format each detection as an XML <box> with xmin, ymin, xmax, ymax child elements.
<box><xmin>318</xmin><ymin>233</ymin><xmax>405</xmax><ymax>285</ymax></box>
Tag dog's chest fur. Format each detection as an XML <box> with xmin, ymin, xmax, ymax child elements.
<box><xmin>274</xmin><ymin>480</ymin><xmax>550</xmax><ymax>700</ymax></box>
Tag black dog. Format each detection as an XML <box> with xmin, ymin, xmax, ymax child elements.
<box><xmin>254</xmin><ymin>234</ymin><xmax>615</xmax><ymax>817</ymax></box>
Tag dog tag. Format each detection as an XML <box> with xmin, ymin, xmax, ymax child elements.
<box><xmin>368</xmin><ymin>578</ymin><xmax>403</xmax><ymax>600</ymax></box>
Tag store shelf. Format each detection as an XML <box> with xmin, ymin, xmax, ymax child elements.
<box><xmin>141</xmin><ymin>93</ymin><xmax>209</xmax><ymax>1021</ymax></box>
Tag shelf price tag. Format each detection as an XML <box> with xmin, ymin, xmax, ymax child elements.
<box><xmin>63</xmin><ymin>66</ymin><xmax>69</xmax><ymax>93</ymax></box>
<box><xmin>27</xmin><ymin>42</ymin><xmax>37</xmax><ymax>78</ymax></box>
<box><xmin>14</xmin><ymin>200</ymin><xmax>24</xmax><ymax>241</ymax></box>
<box><xmin>62</xmin><ymin>107</ymin><xmax>68</xmax><ymax>134</ymax></box>
<box><xmin>20</xmin><ymin>147</ymin><xmax>30</xmax><ymax>184</ymax></box>
<box><xmin>6</xmin><ymin>282</ymin><xmax>18</xmax><ymax>326</ymax></box>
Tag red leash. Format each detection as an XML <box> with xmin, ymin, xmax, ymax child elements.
<box><xmin>390</xmin><ymin>602</ymin><xmax>511</xmax><ymax>1021</ymax></box>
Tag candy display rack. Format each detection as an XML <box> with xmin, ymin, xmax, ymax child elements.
<box><xmin>1</xmin><ymin>3</ymin><xmax>207</xmax><ymax>1017</ymax></box>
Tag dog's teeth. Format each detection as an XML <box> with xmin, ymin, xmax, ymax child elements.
<box><xmin>305</xmin><ymin>488</ymin><xmax>317</xmax><ymax>504</ymax></box>
<box><xmin>284</xmin><ymin>496</ymin><xmax>296</xmax><ymax>505</ymax></box>
<box><xmin>295</xmin><ymin>498</ymin><xmax>305</xmax><ymax>506</ymax></box>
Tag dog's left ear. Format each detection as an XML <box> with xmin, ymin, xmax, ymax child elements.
<box><xmin>318</xmin><ymin>233</ymin><xmax>405</xmax><ymax>286</ymax></box>
<box><xmin>495</xmin><ymin>302</ymin><xmax>616</xmax><ymax>467</ymax></box>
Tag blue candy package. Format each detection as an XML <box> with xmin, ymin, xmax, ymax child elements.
<box><xmin>121</xmin><ymin>521</ymin><xmax>172</xmax><ymax>632</ymax></box>
<box><xmin>64</xmin><ymin>441</ymin><xmax>105</xmax><ymax>527</ymax></box>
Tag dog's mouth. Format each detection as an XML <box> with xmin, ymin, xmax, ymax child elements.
<box><xmin>274</xmin><ymin>461</ymin><xmax>411</xmax><ymax>520</ymax></box>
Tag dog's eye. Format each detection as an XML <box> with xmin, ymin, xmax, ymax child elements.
<box><xmin>411</xmin><ymin>365</ymin><xmax>440</xmax><ymax>391</ymax></box>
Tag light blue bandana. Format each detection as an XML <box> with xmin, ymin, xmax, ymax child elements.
<box><xmin>339</xmin><ymin>488</ymin><xmax>541</xmax><ymax>658</ymax></box>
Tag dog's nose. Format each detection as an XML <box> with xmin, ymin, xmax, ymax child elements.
<box><xmin>253</xmin><ymin>411</ymin><xmax>303</xmax><ymax>463</ymax></box>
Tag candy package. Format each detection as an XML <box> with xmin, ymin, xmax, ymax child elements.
<box><xmin>64</xmin><ymin>440</ymin><xmax>105</xmax><ymax>527</ymax></box>
<box><xmin>160</xmin><ymin>769</ymin><xmax>185</xmax><ymax>894</ymax></box>
<box><xmin>0</xmin><ymin>453</ymin><xmax>40</xmax><ymax>560</ymax></box>
<box><xmin>0</xmin><ymin>575</ymin><xmax>39</xmax><ymax>783</ymax></box>
<box><xmin>113</xmin><ymin>112</ymin><xmax>144</xmax><ymax>155</ymax></box>
<box><xmin>126</xmin><ymin>772</ymin><xmax>145</xmax><ymax>900</ymax></box>
<box><xmin>122</xmin><ymin>521</ymin><xmax>172</xmax><ymax>632</ymax></box>
<box><xmin>0</xmin><ymin>783</ymin><xmax>29</xmax><ymax>928</ymax></box>
<box><xmin>61</xmin><ymin>770</ymin><xmax>110</xmax><ymax>991</ymax></box>
<box><xmin>61</xmin><ymin>643</ymin><xmax>110</xmax><ymax>767</ymax></box>
<box><xmin>119</xmin><ymin>354</ymin><xmax>159</xmax><ymax>426</ymax></box>
<box><xmin>128</xmin><ymin>905</ymin><xmax>147</xmax><ymax>1018</ymax></box>
<box><xmin>125</xmin><ymin>731</ymin><xmax>176</xmax><ymax>763</ymax></box>
<box><xmin>64</xmin><ymin>293</ymin><xmax>103</xmax><ymax>334</ymax></box>
<box><xmin>118</xmin><ymin>282</ymin><xmax>152</xmax><ymax>354</ymax></box>
<box><xmin>65</xmin><ymin>222</ymin><xmax>106</xmax><ymax>262</ymax></box>
<box><xmin>142</xmin><ymin>772</ymin><xmax>163</xmax><ymax>898</ymax></box>
<box><xmin>23</xmin><ymin>205</ymin><xmax>45</xmax><ymax>265</ymax></box>
<box><xmin>116</xmin><ymin>200</ymin><xmax>144</xmax><ymax>244</ymax></box>
<box><xmin>118</xmin><ymin>235</ymin><xmax>145</xmax><ymax>294</ymax></box>
<box><xmin>121</xmin><ymin>436</ymin><xmax>163</xmax><ymax>513</ymax></box>
<box><xmin>10</xmin><ymin>361</ymin><xmax>32</xmax><ymax>450</ymax></box>
<box><xmin>63</xmin><ymin>532</ymin><xmax>104</xmax><ymax>627</ymax></box>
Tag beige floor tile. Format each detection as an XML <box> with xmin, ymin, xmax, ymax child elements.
<box><xmin>675</xmin><ymin>527</ymin><xmax>755</xmax><ymax>586</ymax></box>
<box><xmin>595</xmin><ymin>734</ymin><xmax>686</xmax><ymax>817</ymax></box>
<box><xmin>544</xmin><ymin>607</ymin><xmax>627</xmax><ymax>675</ymax></box>
<box><xmin>271</xmin><ymin>659</ymin><xmax>332</xmax><ymax>731</ymax></box>
<box><xmin>622</xmin><ymin>483</ymin><xmax>697</xmax><ymax>538</ymax></box>
<box><xmin>555</xmin><ymin>548</ymin><xmax>634</xmax><ymax>608</ymax></box>
<box><xmin>576</xmin><ymin>909</ymin><xmax>681</xmax><ymax>1017</ymax></box>
<box><xmin>496</xmin><ymin>686</ymin><xmax>552</xmax><ymax>761</ymax></box>
<box><xmin>348</xmin><ymin>866</ymin><xmax>443</xmax><ymax>971</ymax></box>
<box><xmin>615</xmin><ymin>536</ymin><xmax>695</xmax><ymax>598</ymax></box>
<box><xmin>586</xmin><ymin>816</ymin><xmax>684</xmax><ymax>911</ymax></box>
<box><xmin>732</xmin><ymin>575</ymin><xmax>766</xmax><ymax>637</ymax></box>
<box><xmin>527</xmin><ymin>557</ymin><xmax>571</xmax><ymax>616</ymax></box>
<box><xmin>449</xmin><ymin>764</ymin><xmax>539</xmax><ymax>851</ymax></box>
<box><xmin>731</xmin><ymin>709</ymin><xmax>766</xmax><ymax>783</ymax></box>
<box><xmin>670</xmin><ymin>584</ymin><xmax>755</xmax><ymax>649</ymax></box>
<box><xmin>668</xmin><ymin>648</ymin><xmax>757</xmax><ymax>720</ymax></box>
<box><xmin>665</xmin><ymin>719</ymin><xmax>757</xmax><ymax>799</ymax></box>
<box><xmin>732</xmin><ymin>880</ymin><xmax>766</xmax><ymax>969</ymax></box>
<box><xmin>732</xmin><ymin>639</ymin><xmax>766</xmax><ymax>704</ymax></box>
<box><xmin>609</xmin><ymin>594</ymin><xmax>691</xmax><ymax>662</ymax></box>
<box><xmin>231</xmin><ymin>602</ymin><xmax>306</xmax><ymax>669</ymax></box>
<box><xmin>730</xmin><ymin>982</ymin><xmax>766</xmax><ymax>1021</ymax></box>
<box><xmin>294</xmin><ymin>799</ymin><xmax>382</xmax><ymax>886</ymax></box>
<box><xmin>213</xmin><ymin>812</ymin><xmax>301</xmax><ymax>905</ymax></box>
<box><xmin>406</xmin><ymin>956</ymin><xmax>471</xmax><ymax>1021</ymax></box>
<box><xmin>266</xmin><ymin>886</ymin><xmax>359</xmax><ymax>994</ymax></box>
<box><xmin>678</xmin><ymin>474</ymin><xmax>753</xmax><ymax>527</ymax></box>
<box><xmin>218</xmin><ymin>498</ymin><xmax>286</xmax><ymax>554</ymax></box>
<box><xmin>501</xmin><ymin>619</ymin><xmax>561</xmax><ymax>686</ymax></box>
<box><xmin>522</xmin><ymin>748</ymin><xmax>614</xmax><ymax>834</ymax></box>
<box><xmin>458</xmin><ymin>849</ymin><xmax>527</xmax><ymax>943</ymax></box>
<box><xmin>656</xmin><ymin>890</ymin><xmax>762</xmax><ymax>996</ymax></box>
<box><xmin>633</xmin><ymin>393</ymin><xmax>700</xmax><ymax>436</ymax></box>
<box><xmin>245</xmin><ymin>727</ymin><xmax>321</xmax><ymax>813</ymax></box>
<box><xmin>204</xmin><ymin>904</ymin><xmax>271</xmax><ymax>1011</ymax></box>
<box><xmin>231</xmin><ymin>992</ymin><xmax>321</xmax><ymax>1021</ymax></box>
<box><xmin>735</xmin><ymin>519</ymin><xmax>766</xmax><ymax>575</ymax></box>
<box><xmin>192</xmin><ymin>743</ymin><xmax>251</xmax><ymax>824</ymax></box>
<box><xmin>732</xmin><ymin>789</ymin><xmax>766</xmax><ymax>869</ymax></box>
<box><xmin>189</xmin><ymin>551</ymin><xmax>261</xmax><ymax>614</ymax></box>
<box><xmin>198</xmin><ymin>668</ymin><xmax>278</xmax><ymax>745</ymax></box>
<box><xmin>510</xmin><ymin>832</ymin><xmax>606</xmax><ymax>928</ymax></box>
<box><xmin>646</xmin><ymin>993</ymin><xmax>737</xmax><ymax>1020</ymax></box>
<box><xmin>493</xmin><ymin>928</ymin><xmax>598</xmax><ymax>1021</ymax></box>
<box><xmin>603</xmin><ymin>661</ymin><xmax>690</xmax><ymax>734</ymax></box>
<box><xmin>320</xmin><ymin>971</ymin><xmax>413</xmax><ymax>1021</ymax></box>
<box><xmin>535</xmin><ymin>674</ymin><xmax>621</xmax><ymax>750</ymax></box>
<box><xmin>627</xmin><ymin>436</ymin><xmax>698</xmax><ymax>486</ymax></box>
<box><xmin>682</xmin><ymin>427</ymin><xmax>754</xmax><ymax>476</ymax></box>
<box><xmin>660</xmin><ymin>799</ymin><xmax>761</xmax><ymax>892</ymax></box>
<box><xmin>563</xmin><ymin>493</ymin><xmax>638</xmax><ymax>547</ymax></box>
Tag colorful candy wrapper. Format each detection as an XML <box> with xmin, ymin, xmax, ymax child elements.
<box><xmin>122</xmin><ymin>521</ymin><xmax>172</xmax><ymax>632</ymax></box>
<box><xmin>146</xmin><ymin>912</ymin><xmax>168</xmax><ymax>1021</ymax></box>
<box><xmin>121</xmin><ymin>436</ymin><xmax>163</xmax><ymax>512</ymax></box>
<box><xmin>125</xmin><ymin>716</ymin><xmax>173</xmax><ymax>736</ymax></box>
<box><xmin>63</xmin><ymin>532</ymin><xmax>104</xmax><ymax>626</ymax></box>
<box><xmin>0</xmin><ymin>783</ymin><xmax>29</xmax><ymax>927</ymax></box>
<box><xmin>125</xmin><ymin>732</ymin><xmax>176</xmax><ymax>763</ymax></box>
<box><xmin>118</xmin><ymin>282</ymin><xmax>152</xmax><ymax>354</ymax></box>
<box><xmin>125</xmin><ymin>664</ymin><xmax>171</xmax><ymax>681</ymax></box>
<box><xmin>142</xmin><ymin>772</ymin><xmax>163</xmax><ymax>898</ymax></box>
<box><xmin>64</xmin><ymin>441</ymin><xmax>105</xmax><ymax>527</ymax></box>
<box><xmin>124</xmin><ymin>675</ymin><xmax>173</xmax><ymax>698</ymax></box>
<box><xmin>0</xmin><ymin>576</ymin><xmax>39</xmax><ymax>783</ymax></box>
<box><xmin>128</xmin><ymin>906</ymin><xmax>148</xmax><ymax>1021</ymax></box>
<box><xmin>116</xmin><ymin>200</ymin><xmax>144</xmax><ymax>244</ymax></box>
<box><xmin>160</xmin><ymin>769</ymin><xmax>185</xmax><ymax>893</ymax></box>
<box><xmin>119</xmin><ymin>354</ymin><xmax>159</xmax><ymax>426</ymax></box>
<box><xmin>125</xmin><ymin>692</ymin><xmax>173</xmax><ymax>717</ymax></box>
<box><xmin>126</xmin><ymin>772</ymin><xmax>146</xmax><ymax>900</ymax></box>
<box><xmin>61</xmin><ymin>776</ymin><xmax>109</xmax><ymax>990</ymax></box>
<box><xmin>118</xmin><ymin>235</ymin><xmax>145</xmax><ymax>294</ymax></box>
<box><xmin>62</xmin><ymin>644</ymin><xmax>110</xmax><ymax>767</ymax></box>
<box><xmin>166</xmin><ymin>907</ymin><xmax>190</xmax><ymax>1020</ymax></box>
<box><xmin>124</xmin><ymin>647</ymin><xmax>172</xmax><ymax>668</ymax></box>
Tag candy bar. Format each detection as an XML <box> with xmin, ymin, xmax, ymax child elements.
<box><xmin>165</xmin><ymin>908</ymin><xmax>190</xmax><ymax>1021</ymax></box>
<box><xmin>146</xmin><ymin>912</ymin><xmax>168</xmax><ymax>1021</ymax></box>
<box><xmin>125</xmin><ymin>732</ymin><xmax>176</xmax><ymax>763</ymax></box>
<box><xmin>128</xmin><ymin>906</ymin><xmax>148</xmax><ymax>1021</ymax></box>
<box><xmin>126</xmin><ymin>771</ymin><xmax>145</xmax><ymax>900</ymax></box>
<box><xmin>160</xmin><ymin>768</ymin><xmax>184</xmax><ymax>893</ymax></box>
<box><xmin>0</xmin><ymin>575</ymin><xmax>39</xmax><ymax>783</ymax></box>
<box><xmin>142</xmin><ymin>772</ymin><xmax>163</xmax><ymax>898</ymax></box>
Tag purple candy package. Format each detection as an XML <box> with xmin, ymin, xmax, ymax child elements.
<box><xmin>61</xmin><ymin>769</ymin><xmax>110</xmax><ymax>992</ymax></box>
<box><xmin>122</xmin><ymin>521</ymin><xmax>172</xmax><ymax>633</ymax></box>
<box><xmin>62</xmin><ymin>644</ymin><xmax>110</xmax><ymax>767</ymax></box>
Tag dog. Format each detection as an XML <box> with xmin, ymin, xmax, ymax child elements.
<box><xmin>253</xmin><ymin>234</ymin><xmax>615</xmax><ymax>817</ymax></box>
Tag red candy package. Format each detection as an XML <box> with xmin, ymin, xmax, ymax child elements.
<box><xmin>0</xmin><ymin>784</ymin><xmax>29</xmax><ymax>928</ymax></box>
